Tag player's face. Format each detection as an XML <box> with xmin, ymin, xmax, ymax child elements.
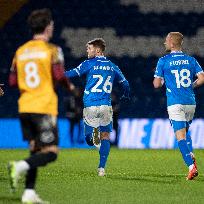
<box><xmin>164</xmin><ymin>34</ymin><xmax>172</xmax><ymax>52</ymax></box>
<box><xmin>87</xmin><ymin>44</ymin><xmax>97</xmax><ymax>58</ymax></box>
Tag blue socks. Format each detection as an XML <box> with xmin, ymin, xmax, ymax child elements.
<box><xmin>98</xmin><ymin>140</ymin><xmax>110</xmax><ymax>168</ymax></box>
<box><xmin>178</xmin><ymin>139</ymin><xmax>193</xmax><ymax>167</ymax></box>
<box><xmin>186</xmin><ymin>132</ymin><xmax>193</xmax><ymax>153</ymax></box>
<box><xmin>85</xmin><ymin>134</ymin><xmax>94</xmax><ymax>146</ymax></box>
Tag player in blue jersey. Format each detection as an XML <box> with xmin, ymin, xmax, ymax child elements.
<box><xmin>65</xmin><ymin>38</ymin><xmax>130</xmax><ymax>176</ymax></box>
<box><xmin>153</xmin><ymin>32</ymin><xmax>204</xmax><ymax>180</ymax></box>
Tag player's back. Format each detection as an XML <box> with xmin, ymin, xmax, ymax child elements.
<box><xmin>84</xmin><ymin>56</ymin><xmax>121</xmax><ymax>107</ymax></box>
<box><xmin>14</xmin><ymin>40</ymin><xmax>58</xmax><ymax>115</ymax></box>
<box><xmin>161</xmin><ymin>52</ymin><xmax>200</xmax><ymax>106</ymax></box>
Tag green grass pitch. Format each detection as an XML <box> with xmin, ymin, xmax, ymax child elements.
<box><xmin>0</xmin><ymin>148</ymin><xmax>204</xmax><ymax>204</ymax></box>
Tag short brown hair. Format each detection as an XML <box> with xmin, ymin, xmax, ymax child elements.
<box><xmin>87</xmin><ymin>38</ymin><xmax>106</xmax><ymax>52</ymax></box>
<box><xmin>27</xmin><ymin>8</ymin><xmax>52</xmax><ymax>34</ymax></box>
<box><xmin>168</xmin><ymin>32</ymin><xmax>183</xmax><ymax>47</ymax></box>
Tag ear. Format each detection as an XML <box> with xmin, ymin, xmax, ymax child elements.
<box><xmin>44</xmin><ymin>25</ymin><xmax>50</xmax><ymax>34</ymax></box>
<box><xmin>96</xmin><ymin>47</ymin><xmax>101</xmax><ymax>54</ymax></box>
<box><xmin>170</xmin><ymin>41</ymin><xmax>174</xmax><ymax>49</ymax></box>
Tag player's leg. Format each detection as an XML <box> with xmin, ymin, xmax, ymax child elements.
<box><xmin>97</xmin><ymin>129</ymin><xmax>111</xmax><ymax>176</ymax></box>
<box><xmin>185</xmin><ymin>105</ymin><xmax>196</xmax><ymax>155</ymax></box>
<box><xmin>8</xmin><ymin>113</ymin><xmax>32</xmax><ymax>192</ymax></box>
<box><xmin>8</xmin><ymin>114</ymin><xmax>58</xmax><ymax>202</ymax></box>
<box><xmin>168</xmin><ymin>105</ymin><xmax>197</xmax><ymax>180</ymax></box>
<box><xmin>83</xmin><ymin>106</ymin><xmax>99</xmax><ymax>146</ymax></box>
<box><xmin>186</xmin><ymin>128</ymin><xmax>197</xmax><ymax>169</ymax></box>
<box><xmin>84</xmin><ymin>122</ymin><xmax>94</xmax><ymax>146</ymax></box>
<box><xmin>185</xmin><ymin>105</ymin><xmax>197</xmax><ymax>167</ymax></box>
<box><xmin>175</xmin><ymin>127</ymin><xmax>197</xmax><ymax>180</ymax></box>
<box><xmin>25</xmin><ymin>140</ymin><xmax>38</xmax><ymax>192</ymax></box>
<box><xmin>175</xmin><ymin>127</ymin><xmax>193</xmax><ymax>166</ymax></box>
<box><xmin>22</xmin><ymin>115</ymin><xmax>58</xmax><ymax>203</ymax></box>
<box><xmin>23</xmin><ymin>114</ymin><xmax>58</xmax><ymax>171</ymax></box>
<box><xmin>186</xmin><ymin>128</ymin><xmax>193</xmax><ymax>153</ymax></box>
<box><xmin>97</xmin><ymin>105</ymin><xmax>113</xmax><ymax>176</ymax></box>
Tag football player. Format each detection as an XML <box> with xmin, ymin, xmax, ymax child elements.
<box><xmin>65</xmin><ymin>38</ymin><xmax>130</xmax><ymax>176</ymax></box>
<box><xmin>8</xmin><ymin>8</ymin><xmax>74</xmax><ymax>203</ymax></box>
<box><xmin>153</xmin><ymin>32</ymin><xmax>204</xmax><ymax>180</ymax></box>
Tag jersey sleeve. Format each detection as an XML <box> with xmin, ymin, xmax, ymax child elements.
<box><xmin>51</xmin><ymin>46</ymin><xmax>73</xmax><ymax>91</ymax></box>
<box><xmin>9</xmin><ymin>54</ymin><xmax>18</xmax><ymax>87</ymax></box>
<box><xmin>114</xmin><ymin>66</ymin><xmax>127</xmax><ymax>84</ymax></box>
<box><xmin>193</xmin><ymin>58</ymin><xmax>203</xmax><ymax>76</ymax></box>
<box><xmin>114</xmin><ymin>66</ymin><xmax>130</xmax><ymax>98</ymax></box>
<box><xmin>154</xmin><ymin>58</ymin><xmax>164</xmax><ymax>78</ymax></box>
<box><xmin>51</xmin><ymin>46</ymin><xmax>66</xmax><ymax>81</ymax></box>
<box><xmin>65</xmin><ymin>60</ymin><xmax>90</xmax><ymax>78</ymax></box>
<box><xmin>52</xmin><ymin>46</ymin><xmax>64</xmax><ymax>65</ymax></box>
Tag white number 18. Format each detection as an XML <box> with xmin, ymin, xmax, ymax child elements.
<box><xmin>171</xmin><ymin>69</ymin><xmax>191</xmax><ymax>88</ymax></box>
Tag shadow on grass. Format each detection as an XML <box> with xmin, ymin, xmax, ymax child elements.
<box><xmin>0</xmin><ymin>196</ymin><xmax>20</xmax><ymax>203</ymax></box>
<box><xmin>107</xmin><ymin>173</ymin><xmax>184</xmax><ymax>184</ymax></box>
<box><xmin>0</xmin><ymin>177</ymin><xmax>8</xmax><ymax>182</ymax></box>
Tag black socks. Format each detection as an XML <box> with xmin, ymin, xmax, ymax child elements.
<box><xmin>25</xmin><ymin>152</ymin><xmax>57</xmax><ymax>169</ymax></box>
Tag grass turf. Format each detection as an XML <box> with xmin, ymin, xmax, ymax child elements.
<box><xmin>0</xmin><ymin>148</ymin><xmax>204</xmax><ymax>204</ymax></box>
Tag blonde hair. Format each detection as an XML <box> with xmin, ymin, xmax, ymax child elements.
<box><xmin>168</xmin><ymin>32</ymin><xmax>183</xmax><ymax>48</ymax></box>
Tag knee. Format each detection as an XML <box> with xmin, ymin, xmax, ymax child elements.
<box><xmin>47</xmin><ymin>152</ymin><xmax>58</xmax><ymax>162</ymax></box>
<box><xmin>100</xmin><ymin>132</ymin><xmax>110</xmax><ymax>140</ymax></box>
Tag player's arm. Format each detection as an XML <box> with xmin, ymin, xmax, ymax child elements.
<box><xmin>193</xmin><ymin>72</ymin><xmax>204</xmax><ymax>88</ymax></box>
<box><xmin>8</xmin><ymin>55</ymin><xmax>18</xmax><ymax>87</ymax></box>
<box><xmin>52</xmin><ymin>63</ymin><xmax>75</xmax><ymax>91</ymax></box>
<box><xmin>153</xmin><ymin>77</ymin><xmax>164</xmax><ymax>88</ymax></box>
<box><xmin>115</xmin><ymin>67</ymin><xmax>130</xmax><ymax>99</ymax></box>
<box><xmin>52</xmin><ymin>47</ymin><xmax>75</xmax><ymax>91</ymax></box>
<box><xmin>192</xmin><ymin>59</ymin><xmax>204</xmax><ymax>88</ymax></box>
<box><xmin>65</xmin><ymin>61</ymin><xmax>90</xmax><ymax>78</ymax></box>
<box><xmin>153</xmin><ymin>58</ymin><xmax>164</xmax><ymax>88</ymax></box>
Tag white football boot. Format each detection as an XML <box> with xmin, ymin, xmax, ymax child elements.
<box><xmin>22</xmin><ymin>190</ymin><xmax>49</xmax><ymax>204</ymax></box>
<box><xmin>98</xmin><ymin>168</ymin><xmax>105</xmax><ymax>177</ymax></box>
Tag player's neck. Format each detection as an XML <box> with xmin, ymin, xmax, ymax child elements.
<box><xmin>171</xmin><ymin>48</ymin><xmax>182</xmax><ymax>52</ymax></box>
<box><xmin>95</xmin><ymin>54</ymin><xmax>104</xmax><ymax>57</ymax></box>
<box><xmin>33</xmin><ymin>34</ymin><xmax>49</xmax><ymax>42</ymax></box>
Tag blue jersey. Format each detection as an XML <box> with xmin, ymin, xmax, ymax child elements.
<box><xmin>154</xmin><ymin>51</ymin><xmax>203</xmax><ymax>106</ymax></box>
<box><xmin>65</xmin><ymin>56</ymin><xmax>129</xmax><ymax>107</ymax></box>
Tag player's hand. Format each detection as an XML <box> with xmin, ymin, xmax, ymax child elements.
<box><xmin>0</xmin><ymin>88</ymin><xmax>3</xmax><ymax>96</ymax></box>
<box><xmin>69</xmin><ymin>83</ymin><xmax>76</xmax><ymax>93</ymax></box>
<box><xmin>0</xmin><ymin>84</ymin><xmax>4</xmax><ymax>96</ymax></box>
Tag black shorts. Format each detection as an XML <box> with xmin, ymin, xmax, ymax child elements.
<box><xmin>19</xmin><ymin>113</ymin><xmax>58</xmax><ymax>148</ymax></box>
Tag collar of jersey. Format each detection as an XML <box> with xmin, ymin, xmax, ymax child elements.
<box><xmin>170</xmin><ymin>51</ymin><xmax>183</xmax><ymax>53</ymax></box>
<box><xmin>95</xmin><ymin>56</ymin><xmax>106</xmax><ymax>59</ymax></box>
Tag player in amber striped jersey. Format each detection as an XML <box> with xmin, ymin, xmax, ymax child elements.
<box><xmin>8</xmin><ymin>9</ymin><xmax>74</xmax><ymax>204</ymax></box>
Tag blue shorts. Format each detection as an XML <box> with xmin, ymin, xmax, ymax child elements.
<box><xmin>168</xmin><ymin>104</ymin><xmax>195</xmax><ymax>132</ymax></box>
<box><xmin>170</xmin><ymin>119</ymin><xmax>192</xmax><ymax>132</ymax></box>
<box><xmin>84</xmin><ymin>122</ymin><xmax>113</xmax><ymax>136</ymax></box>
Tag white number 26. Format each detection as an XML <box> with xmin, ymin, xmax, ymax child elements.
<box><xmin>91</xmin><ymin>75</ymin><xmax>112</xmax><ymax>93</ymax></box>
